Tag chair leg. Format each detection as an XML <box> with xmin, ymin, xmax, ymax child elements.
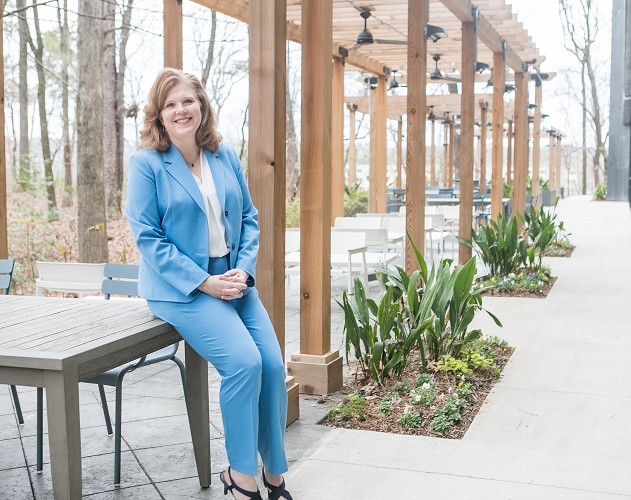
<box><xmin>98</xmin><ymin>384</ymin><xmax>113</xmax><ymax>436</ymax></box>
<box><xmin>10</xmin><ymin>385</ymin><xmax>24</xmax><ymax>425</ymax></box>
<box><xmin>114</xmin><ymin>378</ymin><xmax>124</xmax><ymax>486</ymax></box>
<box><xmin>37</xmin><ymin>387</ymin><xmax>43</xmax><ymax>472</ymax></box>
<box><xmin>172</xmin><ymin>356</ymin><xmax>188</xmax><ymax>408</ymax></box>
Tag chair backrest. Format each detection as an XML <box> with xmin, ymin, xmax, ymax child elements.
<box><xmin>355</xmin><ymin>213</ymin><xmax>398</xmax><ymax>218</ymax></box>
<box><xmin>101</xmin><ymin>263</ymin><xmax>139</xmax><ymax>299</ymax></box>
<box><xmin>425</xmin><ymin>205</ymin><xmax>438</xmax><ymax>215</ymax></box>
<box><xmin>428</xmin><ymin>214</ymin><xmax>446</xmax><ymax>228</ymax></box>
<box><xmin>437</xmin><ymin>205</ymin><xmax>460</xmax><ymax>220</ymax></box>
<box><xmin>383</xmin><ymin>217</ymin><xmax>406</xmax><ymax>234</ymax></box>
<box><xmin>0</xmin><ymin>259</ymin><xmax>14</xmax><ymax>295</ymax></box>
<box><xmin>331</xmin><ymin>228</ymin><xmax>389</xmax><ymax>243</ymax></box>
<box><xmin>334</xmin><ymin>217</ymin><xmax>382</xmax><ymax>229</ymax></box>
<box><xmin>36</xmin><ymin>261</ymin><xmax>106</xmax><ymax>283</ymax></box>
<box><xmin>399</xmin><ymin>206</ymin><xmax>406</xmax><ymax>215</ymax></box>
<box><xmin>330</xmin><ymin>231</ymin><xmax>366</xmax><ymax>254</ymax></box>
<box><xmin>285</xmin><ymin>229</ymin><xmax>300</xmax><ymax>253</ymax></box>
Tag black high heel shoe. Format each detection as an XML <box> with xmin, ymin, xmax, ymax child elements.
<box><xmin>262</xmin><ymin>468</ymin><xmax>294</xmax><ymax>500</ymax></box>
<box><xmin>220</xmin><ymin>467</ymin><xmax>263</xmax><ymax>500</ymax></box>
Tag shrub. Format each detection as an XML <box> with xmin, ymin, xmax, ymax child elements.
<box><xmin>594</xmin><ymin>184</ymin><xmax>607</xmax><ymax>201</ymax></box>
<box><xmin>540</xmin><ymin>179</ymin><xmax>551</xmax><ymax>191</ymax></box>
<box><xmin>286</xmin><ymin>200</ymin><xmax>300</xmax><ymax>228</ymax></box>
<box><xmin>398</xmin><ymin>406</ymin><xmax>421</xmax><ymax>428</ymax></box>
<box><xmin>503</xmin><ymin>181</ymin><xmax>513</xmax><ymax>199</ymax></box>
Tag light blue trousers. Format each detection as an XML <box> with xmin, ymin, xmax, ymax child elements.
<box><xmin>147</xmin><ymin>256</ymin><xmax>288</xmax><ymax>476</ymax></box>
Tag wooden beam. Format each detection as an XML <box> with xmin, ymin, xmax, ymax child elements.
<box><xmin>347</xmin><ymin>105</ymin><xmax>356</xmax><ymax>184</ymax></box>
<box><xmin>549</xmin><ymin>131</ymin><xmax>556</xmax><ymax>190</ymax></box>
<box><xmin>506</xmin><ymin>120</ymin><xmax>513</xmax><ymax>185</ymax></box>
<box><xmin>448</xmin><ymin>121</ymin><xmax>455</xmax><ymax>188</ymax></box>
<box><xmin>163</xmin><ymin>0</ymin><xmax>182</xmax><ymax>69</ymax></box>
<box><xmin>369</xmin><ymin>87</ymin><xmax>377</xmax><ymax>212</ymax></box>
<box><xmin>405</xmin><ymin>0</ymin><xmax>427</xmax><ymax>272</ymax></box>
<box><xmin>430</xmin><ymin>120</ymin><xmax>436</xmax><ymax>187</ymax></box>
<box><xmin>459</xmin><ymin>19</ymin><xmax>476</xmax><ymax>264</ymax></box>
<box><xmin>443</xmin><ymin>123</ymin><xmax>449</xmax><ymax>187</ymax></box>
<box><xmin>513</xmin><ymin>72</ymin><xmax>528</xmax><ymax>223</ymax></box>
<box><xmin>300</xmin><ymin>0</ymin><xmax>332</xmax><ymax>356</ymax></box>
<box><xmin>376</xmin><ymin>75</ymin><xmax>387</xmax><ymax>213</ymax></box>
<box><xmin>556</xmin><ymin>136</ymin><xmax>562</xmax><ymax>195</ymax></box>
<box><xmin>532</xmin><ymin>83</ymin><xmax>542</xmax><ymax>204</ymax></box>
<box><xmin>248</xmin><ymin>0</ymin><xmax>286</xmax><ymax>356</ymax></box>
<box><xmin>479</xmin><ymin>101</ymin><xmax>488</xmax><ymax>194</ymax></box>
<box><xmin>396</xmin><ymin>117</ymin><xmax>403</xmax><ymax>189</ymax></box>
<box><xmin>491</xmin><ymin>51</ymin><xmax>505</xmax><ymax>221</ymax></box>
<box><xmin>331</xmin><ymin>57</ymin><xmax>345</xmax><ymax>224</ymax></box>
<box><xmin>0</xmin><ymin>0</ymin><xmax>7</xmax><ymax>260</ymax></box>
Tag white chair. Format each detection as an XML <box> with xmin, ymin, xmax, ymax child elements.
<box><xmin>382</xmin><ymin>217</ymin><xmax>434</xmax><ymax>263</ymax></box>
<box><xmin>285</xmin><ymin>229</ymin><xmax>301</xmax><ymax>285</ymax></box>
<box><xmin>332</xmin><ymin>227</ymin><xmax>402</xmax><ymax>263</ymax></box>
<box><xmin>35</xmin><ymin>262</ymin><xmax>106</xmax><ymax>298</ymax></box>
<box><xmin>334</xmin><ymin>217</ymin><xmax>382</xmax><ymax>229</ymax></box>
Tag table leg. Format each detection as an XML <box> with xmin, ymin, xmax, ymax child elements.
<box><xmin>185</xmin><ymin>342</ymin><xmax>211</xmax><ymax>487</ymax></box>
<box><xmin>45</xmin><ymin>367</ymin><xmax>81</xmax><ymax>500</ymax></box>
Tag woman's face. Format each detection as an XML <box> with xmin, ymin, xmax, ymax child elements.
<box><xmin>160</xmin><ymin>82</ymin><xmax>201</xmax><ymax>144</ymax></box>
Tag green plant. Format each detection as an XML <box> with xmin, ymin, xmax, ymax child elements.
<box><xmin>519</xmin><ymin>199</ymin><xmax>560</xmax><ymax>270</ymax></box>
<box><xmin>472</xmin><ymin>271</ymin><xmax>547</xmax><ymax>295</ymax></box>
<box><xmin>398</xmin><ymin>406</ymin><xmax>421</xmax><ymax>428</ymax></box>
<box><xmin>503</xmin><ymin>181</ymin><xmax>513</xmax><ymax>199</ymax></box>
<box><xmin>328</xmin><ymin>391</ymin><xmax>366</xmax><ymax>420</ymax></box>
<box><xmin>344</xmin><ymin>197</ymin><xmax>367</xmax><ymax>217</ymax></box>
<box><xmin>378</xmin><ymin>397</ymin><xmax>394</xmax><ymax>417</ymax></box>
<box><xmin>415</xmin><ymin>373</ymin><xmax>433</xmax><ymax>387</ymax></box>
<box><xmin>437</xmin><ymin>355</ymin><xmax>471</xmax><ymax>375</ymax></box>
<box><xmin>526</xmin><ymin>175</ymin><xmax>532</xmax><ymax>194</ymax></box>
<box><xmin>540</xmin><ymin>179</ymin><xmax>551</xmax><ymax>191</ymax></box>
<box><xmin>594</xmin><ymin>184</ymin><xmax>607</xmax><ymax>201</ymax></box>
<box><xmin>431</xmin><ymin>395</ymin><xmax>466</xmax><ymax>434</ymax></box>
<box><xmin>410</xmin><ymin>383</ymin><xmax>436</xmax><ymax>406</ymax></box>
<box><xmin>479</xmin><ymin>336</ymin><xmax>509</xmax><ymax>349</ymax></box>
<box><xmin>454</xmin><ymin>380</ymin><xmax>473</xmax><ymax>400</ymax></box>
<box><xmin>393</xmin><ymin>381</ymin><xmax>412</xmax><ymax>394</ymax></box>
<box><xmin>286</xmin><ymin>200</ymin><xmax>300</xmax><ymax>228</ymax></box>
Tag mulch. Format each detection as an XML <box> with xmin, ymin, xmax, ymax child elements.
<box><xmin>480</xmin><ymin>276</ymin><xmax>557</xmax><ymax>299</ymax></box>
<box><xmin>545</xmin><ymin>244</ymin><xmax>575</xmax><ymax>258</ymax></box>
<box><xmin>319</xmin><ymin>346</ymin><xmax>514</xmax><ymax>440</ymax></box>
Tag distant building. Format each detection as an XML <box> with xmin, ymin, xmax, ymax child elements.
<box><xmin>608</xmin><ymin>0</ymin><xmax>631</xmax><ymax>203</ymax></box>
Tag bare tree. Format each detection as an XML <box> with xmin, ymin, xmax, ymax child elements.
<box><xmin>77</xmin><ymin>0</ymin><xmax>108</xmax><ymax>262</ymax></box>
<box><xmin>285</xmin><ymin>42</ymin><xmax>299</xmax><ymax>201</ymax></box>
<box><xmin>25</xmin><ymin>0</ymin><xmax>57</xmax><ymax>218</ymax></box>
<box><xmin>57</xmin><ymin>0</ymin><xmax>73</xmax><ymax>206</ymax></box>
<box><xmin>16</xmin><ymin>0</ymin><xmax>30</xmax><ymax>185</ymax></box>
<box><xmin>200</xmin><ymin>9</ymin><xmax>217</xmax><ymax>89</ymax></box>
<box><xmin>559</xmin><ymin>0</ymin><xmax>609</xmax><ymax>190</ymax></box>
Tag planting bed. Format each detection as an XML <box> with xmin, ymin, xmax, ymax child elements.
<box><xmin>320</xmin><ymin>341</ymin><xmax>514</xmax><ymax>439</ymax></box>
<box><xmin>544</xmin><ymin>242</ymin><xmax>575</xmax><ymax>258</ymax></box>
<box><xmin>480</xmin><ymin>276</ymin><xmax>557</xmax><ymax>299</ymax></box>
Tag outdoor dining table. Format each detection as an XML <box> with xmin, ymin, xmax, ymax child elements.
<box><xmin>0</xmin><ymin>295</ymin><xmax>212</xmax><ymax>500</ymax></box>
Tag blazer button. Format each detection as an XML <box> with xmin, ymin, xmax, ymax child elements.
<box><xmin>225</xmin><ymin>211</ymin><xmax>228</xmax><ymax>217</ymax></box>
<box><xmin>232</xmin><ymin>244</ymin><xmax>236</xmax><ymax>250</ymax></box>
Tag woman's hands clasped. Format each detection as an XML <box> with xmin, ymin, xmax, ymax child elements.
<box><xmin>198</xmin><ymin>269</ymin><xmax>249</xmax><ymax>300</ymax></box>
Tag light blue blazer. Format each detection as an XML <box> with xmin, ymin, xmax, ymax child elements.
<box><xmin>125</xmin><ymin>143</ymin><xmax>259</xmax><ymax>302</ymax></box>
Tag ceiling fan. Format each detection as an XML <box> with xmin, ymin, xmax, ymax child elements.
<box><xmin>429</xmin><ymin>54</ymin><xmax>460</xmax><ymax>83</ymax></box>
<box><xmin>388</xmin><ymin>70</ymin><xmax>407</xmax><ymax>90</ymax></box>
<box><xmin>347</xmin><ymin>7</ymin><xmax>407</xmax><ymax>51</ymax></box>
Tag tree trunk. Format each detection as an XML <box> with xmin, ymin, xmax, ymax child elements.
<box><xmin>60</xmin><ymin>0</ymin><xmax>73</xmax><ymax>207</ymax></box>
<box><xmin>201</xmin><ymin>10</ymin><xmax>217</xmax><ymax>89</ymax></box>
<box><xmin>77</xmin><ymin>0</ymin><xmax>108</xmax><ymax>262</ymax></box>
<box><xmin>103</xmin><ymin>0</ymin><xmax>119</xmax><ymax>219</ymax></box>
<box><xmin>286</xmin><ymin>42</ymin><xmax>299</xmax><ymax>201</ymax></box>
<box><xmin>586</xmin><ymin>48</ymin><xmax>604</xmax><ymax>188</ymax></box>
<box><xmin>581</xmin><ymin>61</ymin><xmax>587</xmax><ymax>195</ymax></box>
<box><xmin>28</xmin><ymin>1</ymin><xmax>57</xmax><ymax>218</ymax></box>
<box><xmin>17</xmin><ymin>0</ymin><xmax>29</xmax><ymax>185</ymax></box>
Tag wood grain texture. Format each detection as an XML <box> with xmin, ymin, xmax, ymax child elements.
<box><xmin>430</xmin><ymin>119</ymin><xmax>436</xmax><ymax>186</ymax></box>
<box><xmin>459</xmin><ymin>20</ymin><xmax>475</xmax><ymax>264</ymax></box>
<box><xmin>479</xmin><ymin>103</ymin><xmax>488</xmax><ymax>194</ymax></box>
<box><xmin>331</xmin><ymin>57</ymin><xmax>345</xmax><ymax>224</ymax></box>
<box><xmin>443</xmin><ymin>123</ymin><xmax>449</xmax><ymax>186</ymax></box>
<box><xmin>507</xmin><ymin>120</ymin><xmax>513</xmax><ymax>185</ymax></box>
<box><xmin>248</xmin><ymin>0</ymin><xmax>286</xmax><ymax>358</ymax></box>
<box><xmin>0</xmin><ymin>1</ymin><xmax>7</xmax><ymax>260</ymax></box>
<box><xmin>405</xmin><ymin>0</ymin><xmax>426</xmax><ymax>273</ymax></box>
<box><xmin>396</xmin><ymin>117</ymin><xmax>403</xmax><ymax>188</ymax></box>
<box><xmin>448</xmin><ymin>122</ymin><xmax>455</xmax><ymax>188</ymax></box>
<box><xmin>300</xmin><ymin>0</ymin><xmax>332</xmax><ymax>356</ymax></box>
<box><xmin>549</xmin><ymin>130</ymin><xmax>555</xmax><ymax>189</ymax></box>
<box><xmin>491</xmin><ymin>51</ymin><xmax>505</xmax><ymax>221</ymax></box>
<box><xmin>348</xmin><ymin>106</ymin><xmax>356</xmax><ymax>184</ymax></box>
<box><xmin>376</xmin><ymin>74</ymin><xmax>387</xmax><ymax>213</ymax></box>
<box><xmin>163</xmin><ymin>0</ymin><xmax>182</xmax><ymax>69</ymax></box>
<box><xmin>512</xmin><ymin>72</ymin><xmax>527</xmax><ymax>225</ymax></box>
<box><xmin>369</xmin><ymin>87</ymin><xmax>377</xmax><ymax>212</ymax></box>
<box><xmin>532</xmin><ymin>83</ymin><xmax>542</xmax><ymax>202</ymax></box>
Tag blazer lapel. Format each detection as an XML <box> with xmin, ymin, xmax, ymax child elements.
<box><xmin>163</xmin><ymin>145</ymin><xmax>205</xmax><ymax>214</ymax></box>
<box><xmin>205</xmin><ymin>149</ymin><xmax>225</xmax><ymax>212</ymax></box>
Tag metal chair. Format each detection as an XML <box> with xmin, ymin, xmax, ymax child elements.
<box><xmin>13</xmin><ymin>263</ymin><xmax>188</xmax><ymax>486</ymax></box>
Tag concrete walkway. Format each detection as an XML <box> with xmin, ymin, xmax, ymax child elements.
<box><xmin>285</xmin><ymin>196</ymin><xmax>631</xmax><ymax>499</ymax></box>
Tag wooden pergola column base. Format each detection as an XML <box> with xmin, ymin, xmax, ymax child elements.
<box><xmin>287</xmin><ymin>350</ymin><xmax>343</xmax><ymax>395</ymax></box>
<box><xmin>285</xmin><ymin>376</ymin><xmax>300</xmax><ymax>425</ymax></box>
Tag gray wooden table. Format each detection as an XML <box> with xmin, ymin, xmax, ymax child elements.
<box><xmin>0</xmin><ymin>296</ymin><xmax>211</xmax><ymax>499</ymax></box>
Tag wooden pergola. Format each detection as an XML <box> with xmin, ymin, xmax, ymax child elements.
<box><xmin>0</xmin><ymin>0</ymin><xmax>557</xmax><ymax>423</ymax></box>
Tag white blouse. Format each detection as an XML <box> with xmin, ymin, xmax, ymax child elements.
<box><xmin>192</xmin><ymin>151</ymin><xmax>229</xmax><ymax>258</ymax></box>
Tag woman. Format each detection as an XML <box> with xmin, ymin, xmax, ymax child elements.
<box><xmin>126</xmin><ymin>68</ymin><xmax>292</xmax><ymax>500</ymax></box>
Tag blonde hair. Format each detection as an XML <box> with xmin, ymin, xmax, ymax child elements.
<box><xmin>139</xmin><ymin>68</ymin><xmax>222</xmax><ymax>153</ymax></box>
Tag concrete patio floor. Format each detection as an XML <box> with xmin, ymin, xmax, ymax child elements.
<box><xmin>2</xmin><ymin>195</ymin><xmax>629</xmax><ymax>498</ymax></box>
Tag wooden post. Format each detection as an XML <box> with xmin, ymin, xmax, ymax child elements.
<box><xmin>513</xmin><ymin>71</ymin><xmax>528</xmax><ymax>223</ymax></box>
<box><xmin>396</xmin><ymin>117</ymin><xmax>403</xmax><ymax>188</ymax></box>
<box><xmin>287</xmin><ymin>0</ymin><xmax>342</xmax><ymax>396</ymax></box>
<box><xmin>442</xmin><ymin>123</ymin><xmax>449</xmax><ymax>187</ymax></box>
<box><xmin>430</xmin><ymin>119</ymin><xmax>436</xmax><ymax>187</ymax></box>
<box><xmin>163</xmin><ymin>0</ymin><xmax>182</xmax><ymax>69</ymax></box>
<box><xmin>556</xmin><ymin>136</ymin><xmax>562</xmax><ymax>197</ymax></box>
<box><xmin>475</xmin><ymin>135</ymin><xmax>481</xmax><ymax>180</ymax></box>
<box><xmin>549</xmin><ymin>130</ymin><xmax>555</xmax><ymax>190</ymax></box>
<box><xmin>506</xmin><ymin>120</ymin><xmax>513</xmax><ymax>185</ymax></box>
<box><xmin>348</xmin><ymin>105</ymin><xmax>357</xmax><ymax>184</ymax></box>
<box><xmin>376</xmin><ymin>75</ymin><xmax>387</xmax><ymax>212</ymax></box>
<box><xmin>479</xmin><ymin>103</ymin><xmax>487</xmax><ymax>194</ymax></box>
<box><xmin>369</xmin><ymin>87</ymin><xmax>377</xmax><ymax>212</ymax></box>
<box><xmin>405</xmin><ymin>0</ymin><xmax>427</xmax><ymax>272</ymax></box>
<box><xmin>0</xmin><ymin>0</ymin><xmax>7</xmax><ymax>260</ymax></box>
<box><xmin>491</xmin><ymin>51</ymin><xmax>505</xmax><ymax>221</ymax></box>
<box><xmin>448</xmin><ymin>121</ymin><xmax>455</xmax><ymax>188</ymax></box>
<box><xmin>532</xmin><ymin>83</ymin><xmax>542</xmax><ymax>203</ymax></box>
<box><xmin>459</xmin><ymin>19</ymin><xmax>475</xmax><ymax>264</ymax></box>
<box><xmin>248</xmin><ymin>0</ymin><xmax>299</xmax><ymax>421</ymax></box>
<box><xmin>331</xmin><ymin>57</ymin><xmax>345</xmax><ymax>224</ymax></box>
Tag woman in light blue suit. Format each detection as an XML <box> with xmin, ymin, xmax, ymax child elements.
<box><xmin>126</xmin><ymin>69</ymin><xmax>292</xmax><ymax>500</ymax></box>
